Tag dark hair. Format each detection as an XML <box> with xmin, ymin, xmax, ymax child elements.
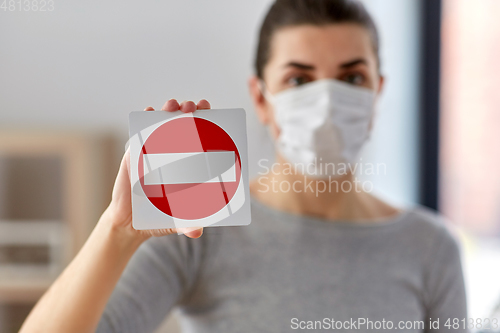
<box><xmin>255</xmin><ymin>0</ymin><xmax>380</xmax><ymax>79</ymax></box>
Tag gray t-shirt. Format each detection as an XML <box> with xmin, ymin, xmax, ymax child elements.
<box><xmin>97</xmin><ymin>199</ymin><xmax>468</xmax><ymax>333</ymax></box>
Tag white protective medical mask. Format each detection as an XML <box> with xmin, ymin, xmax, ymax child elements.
<box><xmin>262</xmin><ymin>78</ymin><xmax>376</xmax><ymax>178</ymax></box>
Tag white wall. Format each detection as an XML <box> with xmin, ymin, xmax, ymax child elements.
<box><xmin>359</xmin><ymin>0</ymin><xmax>422</xmax><ymax>207</ymax></box>
<box><xmin>0</xmin><ymin>0</ymin><xmax>275</xmax><ymax>178</ymax></box>
<box><xmin>0</xmin><ymin>0</ymin><xmax>421</xmax><ymax>206</ymax></box>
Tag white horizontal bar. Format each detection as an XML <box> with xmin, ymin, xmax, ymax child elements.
<box><xmin>143</xmin><ymin>151</ymin><xmax>236</xmax><ymax>185</ymax></box>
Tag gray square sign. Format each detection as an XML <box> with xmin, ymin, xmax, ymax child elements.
<box><xmin>128</xmin><ymin>108</ymin><xmax>251</xmax><ymax>230</ymax></box>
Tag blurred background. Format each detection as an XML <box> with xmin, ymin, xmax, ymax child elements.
<box><xmin>0</xmin><ymin>0</ymin><xmax>499</xmax><ymax>331</ymax></box>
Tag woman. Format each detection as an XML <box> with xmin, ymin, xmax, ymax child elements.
<box><xmin>21</xmin><ymin>0</ymin><xmax>467</xmax><ymax>332</ymax></box>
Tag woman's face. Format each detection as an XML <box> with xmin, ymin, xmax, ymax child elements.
<box><xmin>249</xmin><ymin>23</ymin><xmax>383</xmax><ymax>139</ymax></box>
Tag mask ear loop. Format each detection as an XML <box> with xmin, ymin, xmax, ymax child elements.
<box><xmin>258</xmin><ymin>79</ymin><xmax>276</xmax><ymax>105</ymax></box>
<box><xmin>257</xmin><ymin>79</ymin><xmax>282</xmax><ymax>146</ymax></box>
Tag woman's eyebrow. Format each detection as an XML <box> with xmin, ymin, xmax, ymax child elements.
<box><xmin>283</xmin><ymin>61</ymin><xmax>315</xmax><ymax>70</ymax></box>
<box><xmin>340</xmin><ymin>58</ymin><xmax>367</xmax><ymax>68</ymax></box>
<box><xmin>282</xmin><ymin>59</ymin><xmax>367</xmax><ymax>70</ymax></box>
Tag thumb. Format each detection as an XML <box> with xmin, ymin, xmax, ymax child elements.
<box><xmin>177</xmin><ymin>227</ymin><xmax>204</xmax><ymax>239</ymax></box>
<box><xmin>111</xmin><ymin>148</ymin><xmax>132</xmax><ymax>215</ymax></box>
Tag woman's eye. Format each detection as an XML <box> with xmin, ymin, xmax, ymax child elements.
<box><xmin>287</xmin><ymin>76</ymin><xmax>310</xmax><ymax>86</ymax></box>
<box><xmin>342</xmin><ymin>73</ymin><xmax>365</xmax><ymax>85</ymax></box>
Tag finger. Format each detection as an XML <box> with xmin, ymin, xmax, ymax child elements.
<box><xmin>180</xmin><ymin>100</ymin><xmax>196</xmax><ymax>113</ymax></box>
<box><xmin>184</xmin><ymin>228</ymin><xmax>203</xmax><ymax>238</ymax></box>
<box><xmin>109</xmin><ymin>149</ymin><xmax>132</xmax><ymax>220</ymax></box>
<box><xmin>178</xmin><ymin>227</ymin><xmax>204</xmax><ymax>238</ymax></box>
<box><xmin>162</xmin><ymin>99</ymin><xmax>180</xmax><ymax>112</ymax></box>
<box><xmin>144</xmin><ymin>106</ymin><xmax>155</xmax><ymax>111</ymax></box>
<box><xmin>196</xmin><ymin>99</ymin><xmax>211</xmax><ymax>110</ymax></box>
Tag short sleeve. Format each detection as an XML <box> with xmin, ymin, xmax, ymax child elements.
<box><xmin>423</xmin><ymin>225</ymin><xmax>468</xmax><ymax>332</ymax></box>
<box><xmin>96</xmin><ymin>234</ymin><xmax>204</xmax><ymax>333</ymax></box>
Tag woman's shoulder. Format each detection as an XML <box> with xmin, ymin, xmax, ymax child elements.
<box><xmin>401</xmin><ymin>205</ymin><xmax>462</xmax><ymax>254</ymax></box>
<box><xmin>404</xmin><ymin>205</ymin><xmax>454</xmax><ymax>233</ymax></box>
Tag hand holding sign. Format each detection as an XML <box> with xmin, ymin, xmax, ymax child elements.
<box><xmin>106</xmin><ymin>99</ymin><xmax>211</xmax><ymax>240</ymax></box>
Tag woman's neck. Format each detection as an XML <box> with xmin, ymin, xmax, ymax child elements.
<box><xmin>249</xmin><ymin>157</ymin><xmax>399</xmax><ymax>222</ymax></box>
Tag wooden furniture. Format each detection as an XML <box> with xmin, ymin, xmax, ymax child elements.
<box><xmin>0</xmin><ymin>129</ymin><xmax>117</xmax><ymax>331</ymax></box>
